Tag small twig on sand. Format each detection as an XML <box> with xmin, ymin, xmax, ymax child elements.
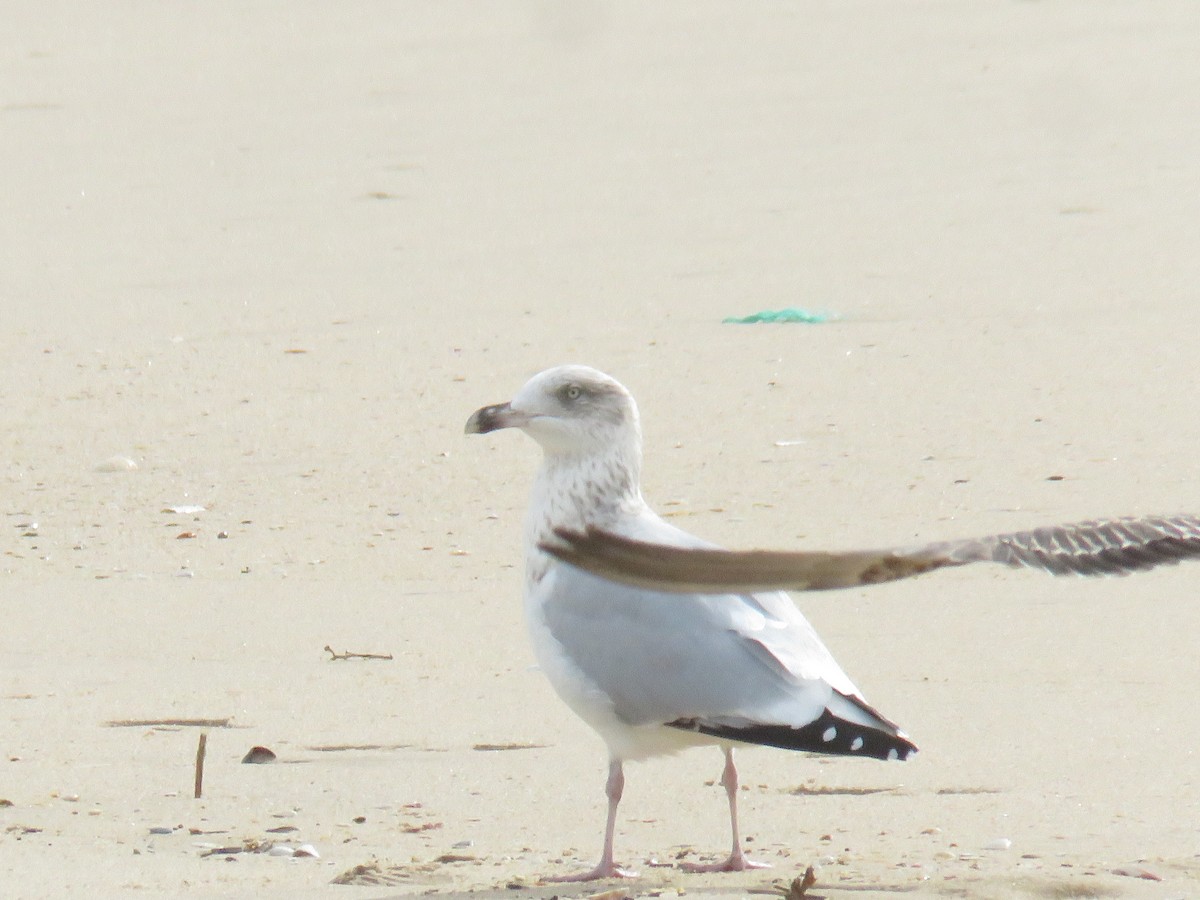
<box><xmin>105</xmin><ymin>718</ymin><xmax>232</xmax><ymax>728</ymax></box>
<box><xmin>194</xmin><ymin>732</ymin><xmax>208</xmax><ymax>799</ymax></box>
<box><xmin>324</xmin><ymin>645</ymin><xmax>393</xmax><ymax>661</ymax></box>
<box><xmin>750</xmin><ymin>867</ymin><xmax>818</xmax><ymax>899</ymax></box>
<box><xmin>785</xmin><ymin>867</ymin><xmax>818</xmax><ymax>899</ymax></box>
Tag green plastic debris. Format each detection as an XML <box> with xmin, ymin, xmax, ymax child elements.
<box><xmin>722</xmin><ymin>308</ymin><xmax>834</xmax><ymax>324</ymax></box>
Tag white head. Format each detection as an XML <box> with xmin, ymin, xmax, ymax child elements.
<box><xmin>465</xmin><ymin>364</ymin><xmax>642</xmax><ymax>461</ymax></box>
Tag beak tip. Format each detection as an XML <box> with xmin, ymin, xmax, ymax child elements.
<box><xmin>465</xmin><ymin>402</ymin><xmax>514</xmax><ymax>435</ymax></box>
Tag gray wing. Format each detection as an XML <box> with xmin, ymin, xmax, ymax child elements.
<box><xmin>539</xmin><ymin>562</ymin><xmax>846</xmax><ymax>727</ymax></box>
<box><xmin>537</xmin><ymin>561</ymin><xmax>913</xmax><ymax>758</ymax></box>
<box><xmin>539</xmin><ymin>514</ymin><xmax>1200</xmax><ymax>594</ymax></box>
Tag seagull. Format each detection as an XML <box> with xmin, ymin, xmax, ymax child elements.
<box><xmin>465</xmin><ymin>364</ymin><xmax>917</xmax><ymax>881</ymax></box>
<box><xmin>541</xmin><ymin>515</ymin><xmax>1200</xmax><ymax>595</ymax></box>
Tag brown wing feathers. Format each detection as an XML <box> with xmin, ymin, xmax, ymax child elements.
<box><xmin>541</xmin><ymin>514</ymin><xmax>1200</xmax><ymax>594</ymax></box>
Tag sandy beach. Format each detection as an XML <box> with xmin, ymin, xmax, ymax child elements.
<box><xmin>3</xmin><ymin>2</ymin><xmax>1200</xmax><ymax>897</ymax></box>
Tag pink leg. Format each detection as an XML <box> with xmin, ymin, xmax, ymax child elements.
<box><xmin>545</xmin><ymin>758</ymin><xmax>638</xmax><ymax>882</ymax></box>
<box><xmin>681</xmin><ymin>748</ymin><xmax>771</xmax><ymax>873</ymax></box>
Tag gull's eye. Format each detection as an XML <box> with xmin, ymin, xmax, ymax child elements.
<box><xmin>562</xmin><ymin>384</ymin><xmax>582</xmax><ymax>402</ymax></box>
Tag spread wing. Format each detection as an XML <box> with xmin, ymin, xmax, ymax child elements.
<box><xmin>539</xmin><ymin>514</ymin><xmax>1200</xmax><ymax>594</ymax></box>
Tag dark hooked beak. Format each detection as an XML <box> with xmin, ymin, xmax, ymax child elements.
<box><xmin>465</xmin><ymin>402</ymin><xmax>530</xmax><ymax>435</ymax></box>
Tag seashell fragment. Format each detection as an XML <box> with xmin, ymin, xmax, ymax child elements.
<box><xmin>1112</xmin><ymin>865</ymin><xmax>1162</xmax><ymax>881</ymax></box>
<box><xmin>241</xmin><ymin>746</ymin><xmax>277</xmax><ymax>764</ymax></box>
<box><xmin>95</xmin><ymin>456</ymin><xmax>138</xmax><ymax>472</ymax></box>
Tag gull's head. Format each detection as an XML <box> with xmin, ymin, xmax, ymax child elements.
<box><xmin>465</xmin><ymin>365</ymin><xmax>641</xmax><ymax>458</ymax></box>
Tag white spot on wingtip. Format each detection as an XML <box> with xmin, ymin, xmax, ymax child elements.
<box><xmin>821</xmin><ymin>726</ymin><xmax>837</xmax><ymax>742</ymax></box>
<box><xmin>887</xmin><ymin>748</ymin><xmax>899</xmax><ymax>761</ymax></box>
<box><xmin>850</xmin><ymin>736</ymin><xmax>864</xmax><ymax>751</ymax></box>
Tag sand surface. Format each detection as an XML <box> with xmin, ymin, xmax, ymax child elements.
<box><xmin>3</xmin><ymin>2</ymin><xmax>1200</xmax><ymax>898</ymax></box>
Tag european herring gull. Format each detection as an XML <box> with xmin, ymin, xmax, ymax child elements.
<box><xmin>465</xmin><ymin>364</ymin><xmax>915</xmax><ymax>881</ymax></box>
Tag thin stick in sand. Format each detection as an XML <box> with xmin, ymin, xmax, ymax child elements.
<box><xmin>194</xmin><ymin>732</ymin><xmax>208</xmax><ymax>799</ymax></box>
<box><xmin>324</xmin><ymin>645</ymin><xmax>393</xmax><ymax>661</ymax></box>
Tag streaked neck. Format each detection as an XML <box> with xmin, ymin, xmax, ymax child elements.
<box><xmin>524</xmin><ymin>445</ymin><xmax>644</xmax><ymax>582</ymax></box>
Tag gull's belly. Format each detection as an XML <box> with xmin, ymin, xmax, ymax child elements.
<box><xmin>525</xmin><ymin>593</ymin><xmax>715</xmax><ymax>761</ymax></box>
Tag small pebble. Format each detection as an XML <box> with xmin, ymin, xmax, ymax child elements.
<box><xmin>268</xmin><ymin>845</ymin><xmax>295</xmax><ymax>857</ymax></box>
<box><xmin>293</xmin><ymin>844</ymin><xmax>320</xmax><ymax>858</ymax></box>
<box><xmin>983</xmin><ymin>838</ymin><xmax>1012</xmax><ymax>851</ymax></box>
<box><xmin>149</xmin><ymin>827</ymin><xmax>174</xmax><ymax>835</ymax></box>
<box><xmin>95</xmin><ymin>456</ymin><xmax>138</xmax><ymax>473</ymax></box>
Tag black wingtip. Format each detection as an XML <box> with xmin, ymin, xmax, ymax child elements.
<box><xmin>668</xmin><ymin>708</ymin><xmax>917</xmax><ymax>762</ymax></box>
